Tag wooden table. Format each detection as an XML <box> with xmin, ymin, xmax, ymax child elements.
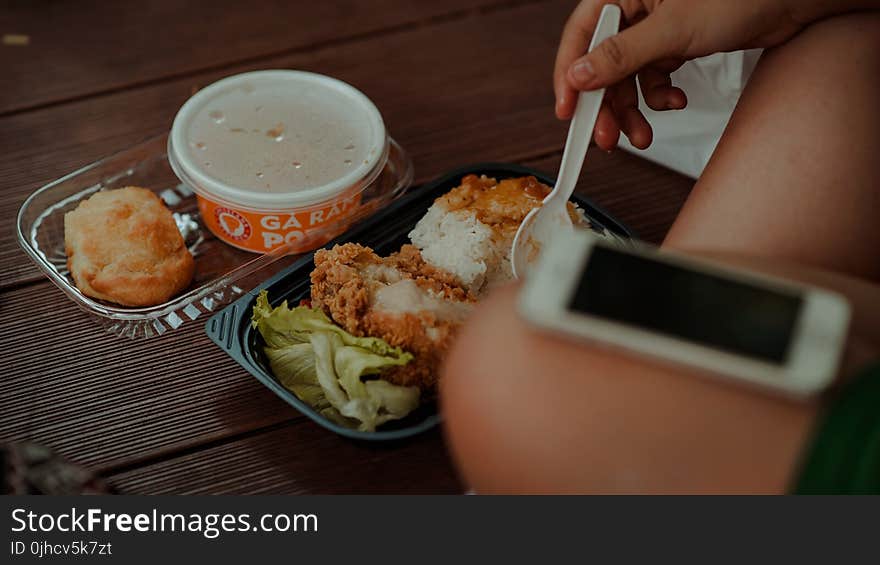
<box><xmin>0</xmin><ymin>0</ymin><xmax>693</xmax><ymax>493</ymax></box>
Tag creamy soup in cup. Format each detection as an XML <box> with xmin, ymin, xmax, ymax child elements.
<box><xmin>169</xmin><ymin>70</ymin><xmax>388</xmax><ymax>253</ymax></box>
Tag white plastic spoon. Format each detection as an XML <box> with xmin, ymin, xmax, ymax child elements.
<box><xmin>511</xmin><ymin>4</ymin><xmax>621</xmax><ymax>279</ymax></box>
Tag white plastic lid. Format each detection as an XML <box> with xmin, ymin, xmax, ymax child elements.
<box><xmin>169</xmin><ymin>70</ymin><xmax>387</xmax><ymax>209</ymax></box>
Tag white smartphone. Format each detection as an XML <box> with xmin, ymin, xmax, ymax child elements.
<box><xmin>518</xmin><ymin>231</ymin><xmax>851</xmax><ymax>398</ymax></box>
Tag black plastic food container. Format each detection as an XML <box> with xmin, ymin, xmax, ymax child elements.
<box><xmin>205</xmin><ymin>163</ymin><xmax>634</xmax><ymax>440</ymax></box>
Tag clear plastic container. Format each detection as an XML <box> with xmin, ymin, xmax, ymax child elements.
<box><xmin>16</xmin><ymin>133</ymin><xmax>413</xmax><ymax>338</ymax></box>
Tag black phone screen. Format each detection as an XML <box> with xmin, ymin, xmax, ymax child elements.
<box><xmin>568</xmin><ymin>246</ymin><xmax>803</xmax><ymax>364</ymax></box>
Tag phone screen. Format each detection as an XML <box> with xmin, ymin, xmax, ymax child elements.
<box><xmin>568</xmin><ymin>246</ymin><xmax>803</xmax><ymax>364</ymax></box>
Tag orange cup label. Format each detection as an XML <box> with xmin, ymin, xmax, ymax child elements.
<box><xmin>197</xmin><ymin>192</ymin><xmax>361</xmax><ymax>253</ymax></box>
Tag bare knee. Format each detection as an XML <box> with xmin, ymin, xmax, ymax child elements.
<box><xmin>441</xmin><ymin>285</ymin><xmax>591</xmax><ymax>492</ymax></box>
<box><xmin>799</xmin><ymin>11</ymin><xmax>880</xmax><ymax>49</ymax></box>
<box><xmin>664</xmin><ymin>11</ymin><xmax>880</xmax><ymax>278</ymax></box>
<box><xmin>441</xmin><ymin>284</ymin><xmax>815</xmax><ymax>493</ymax></box>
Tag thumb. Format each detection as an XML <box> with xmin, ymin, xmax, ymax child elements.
<box><xmin>567</xmin><ymin>13</ymin><xmax>684</xmax><ymax>90</ymax></box>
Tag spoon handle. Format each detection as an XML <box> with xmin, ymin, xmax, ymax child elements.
<box><xmin>551</xmin><ymin>4</ymin><xmax>621</xmax><ymax>207</ymax></box>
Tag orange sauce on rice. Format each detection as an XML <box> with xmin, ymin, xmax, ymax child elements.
<box><xmin>438</xmin><ymin>174</ymin><xmax>580</xmax><ymax>237</ymax></box>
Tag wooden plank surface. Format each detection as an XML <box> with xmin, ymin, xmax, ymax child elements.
<box><xmin>2</xmin><ymin>0</ymin><xmax>689</xmax><ymax>287</ymax></box>
<box><xmin>0</xmin><ymin>0</ymin><xmax>509</xmax><ymax>115</ymax></box>
<box><xmin>0</xmin><ymin>281</ymin><xmax>300</xmax><ymax>471</ymax></box>
<box><xmin>0</xmin><ymin>147</ymin><xmax>689</xmax><ymax>475</ymax></box>
<box><xmin>1</xmin><ymin>0</ymin><xmax>694</xmax><ymax>494</ymax></box>
<box><xmin>1</xmin><ymin>0</ymin><xmax>581</xmax><ymax>288</ymax></box>
<box><xmin>106</xmin><ymin>424</ymin><xmax>462</xmax><ymax>494</ymax></box>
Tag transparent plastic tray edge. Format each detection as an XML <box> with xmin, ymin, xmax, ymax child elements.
<box><xmin>15</xmin><ymin>134</ymin><xmax>414</xmax><ymax>339</ymax></box>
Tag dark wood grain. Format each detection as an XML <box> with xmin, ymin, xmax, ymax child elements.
<box><xmin>0</xmin><ymin>148</ymin><xmax>690</xmax><ymax>476</ymax></box>
<box><xmin>105</xmin><ymin>424</ymin><xmax>462</xmax><ymax>494</ymax></box>
<box><xmin>1</xmin><ymin>0</ymin><xmax>581</xmax><ymax>288</ymax></box>
<box><xmin>1</xmin><ymin>0</ymin><xmax>695</xmax><ymax>495</ymax></box>
<box><xmin>0</xmin><ymin>0</ymin><xmax>579</xmax><ymax>476</ymax></box>
<box><xmin>0</xmin><ymin>281</ymin><xmax>303</xmax><ymax>471</ymax></box>
<box><xmin>0</xmin><ymin>0</ymin><xmax>523</xmax><ymax>115</ymax></box>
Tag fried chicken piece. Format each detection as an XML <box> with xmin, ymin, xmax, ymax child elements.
<box><xmin>310</xmin><ymin>243</ymin><xmax>474</xmax><ymax>390</ymax></box>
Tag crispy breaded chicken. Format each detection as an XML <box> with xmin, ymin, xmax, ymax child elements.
<box><xmin>310</xmin><ymin>243</ymin><xmax>474</xmax><ymax>390</ymax></box>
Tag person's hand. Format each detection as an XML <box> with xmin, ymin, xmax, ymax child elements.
<box><xmin>554</xmin><ymin>0</ymin><xmax>832</xmax><ymax>150</ymax></box>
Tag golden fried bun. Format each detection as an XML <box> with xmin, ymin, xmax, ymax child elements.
<box><xmin>64</xmin><ymin>186</ymin><xmax>195</xmax><ymax>307</ymax></box>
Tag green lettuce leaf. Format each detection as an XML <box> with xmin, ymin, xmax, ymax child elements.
<box><xmin>252</xmin><ymin>291</ymin><xmax>419</xmax><ymax>432</ymax></box>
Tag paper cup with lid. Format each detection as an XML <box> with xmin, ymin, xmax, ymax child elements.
<box><xmin>169</xmin><ymin>70</ymin><xmax>410</xmax><ymax>253</ymax></box>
